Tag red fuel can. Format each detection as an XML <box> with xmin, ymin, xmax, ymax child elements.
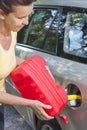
<box><xmin>10</xmin><ymin>55</ymin><xmax>68</xmax><ymax>116</ymax></box>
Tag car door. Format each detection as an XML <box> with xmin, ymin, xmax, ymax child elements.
<box><xmin>6</xmin><ymin>5</ymin><xmax>87</xmax><ymax>130</ymax></box>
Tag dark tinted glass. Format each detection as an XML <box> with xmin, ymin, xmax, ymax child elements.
<box><xmin>25</xmin><ymin>9</ymin><xmax>59</xmax><ymax>53</ymax></box>
<box><xmin>17</xmin><ymin>8</ymin><xmax>60</xmax><ymax>54</ymax></box>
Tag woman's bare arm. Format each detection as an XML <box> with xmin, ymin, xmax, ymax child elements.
<box><xmin>0</xmin><ymin>91</ymin><xmax>54</xmax><ymax>120</ymax></box>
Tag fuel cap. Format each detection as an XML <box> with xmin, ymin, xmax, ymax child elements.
<box><xmin>59</xmin><ymin>114</ymin><xmax>69</xmax><ymax>124</ymax></box>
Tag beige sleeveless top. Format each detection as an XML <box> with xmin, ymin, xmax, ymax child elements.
<box><xmin>0</xmin><ymin>32</ymin><xmax>17</xmax><ymax>91</ymax></box>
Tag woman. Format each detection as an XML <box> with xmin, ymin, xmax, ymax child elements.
<box><xmin>0</xmin><ymin>0</ymin><xmax>54</xmax><ymax>129</ymax></box>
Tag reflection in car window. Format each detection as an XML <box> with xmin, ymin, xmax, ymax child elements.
<box><xmin>23</xmin><ymin>9</ymin><xmax>60</xmax><ymax>53</ymax></box>
<box><xmin>64</xmin><ymin>9</ymin><xmax>87</xmax><ymax>58</ymax></box>
<box><xmin>43</xmin><ymin>10</ymin><xmax>60</xmax><ymax>53</ymax></box>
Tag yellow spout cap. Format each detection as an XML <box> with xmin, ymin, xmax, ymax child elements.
<box><xmin>68</xmin><ymin>94</ymin><xmax>82</xmax><ymax>100</ymax></box>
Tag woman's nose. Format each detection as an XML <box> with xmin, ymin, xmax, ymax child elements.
<box><xmin>23</xmin><ymin>16</ymin><xmax>29</xmax><ymax>25</ymax></box>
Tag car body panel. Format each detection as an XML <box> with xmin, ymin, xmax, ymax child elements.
<box><xmin>6</xmin><ymin>44</ymin><xmax>87</xmax><ymax>130</ymax></box>
<box><xmin>35</xmin><ymin>0</ymin><xmax>87</xmax><ymax>9</ymax></box>
<box><xmin>6</xmin><ymin>78</ymin><xmax>36</xmax><ymax>130</ymax></box>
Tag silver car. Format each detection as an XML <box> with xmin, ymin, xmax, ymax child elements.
<box><xmin>6</xmin><ymin>0</ymin><xmax>87</xmax><ymax>130</ymax></box>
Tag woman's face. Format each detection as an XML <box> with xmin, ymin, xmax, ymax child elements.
<box><xmin>4</xmin><ymin>3</ymin><xmax>33</xmax><ymax>32</ymax></box>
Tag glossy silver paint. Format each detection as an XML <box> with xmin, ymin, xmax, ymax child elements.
<box><xmin>35</xmin><ymin>0</ymin><xmax>87</xmax><ymax>9</ymax></box>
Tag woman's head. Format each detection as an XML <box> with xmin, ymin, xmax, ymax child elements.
<box><xmin>0</xmin><ymin>0</ymin><xmax>34</xmax><ymax>14</ymax></box>
<box><xmin>0</xmin><ymin>0</ymin><xmax>34</xmax><ymax>32</ymax></box>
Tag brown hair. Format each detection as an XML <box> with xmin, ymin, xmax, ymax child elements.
<box><xmin>0</xmin><ymin>0</ymin><xmax>34</xmax><ymax>14</ymax></box>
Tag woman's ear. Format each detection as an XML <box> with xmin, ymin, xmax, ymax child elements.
<box><xmin>0</xmin><ymin>9</ymin><xmax>5</xmax><ymax>20</ymax></box>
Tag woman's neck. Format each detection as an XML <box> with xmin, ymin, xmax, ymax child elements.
<box><xmin>0</xmin><ymin>20</ymin><xmax>10</xmax><ymax>36</ymax></box>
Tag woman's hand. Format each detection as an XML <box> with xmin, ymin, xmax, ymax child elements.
<box><xmin>30</xmin><ymin>100</ymin><xmax>54</xmax><ymax>120</ymax></box>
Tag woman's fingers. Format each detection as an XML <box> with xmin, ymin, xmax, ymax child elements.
<box><xmin>37</xmin><ymin>108</ymin><xmax>54</xmax><ymax>120</ymax></box>
<box><xmin>31</xmin><ymin>100</ymin><xmax>54</xmax><ymax>120</ymax></box>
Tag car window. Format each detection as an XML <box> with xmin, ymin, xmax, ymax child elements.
<box><xmin>17</xmin><ymin>6</ymin><xmax>87</xmax><ymax>60</ymax></box>
<box><xmin>64</xmin><ymin>8</ymin><xmax>87</xmax><ymax>58</ymax></box>
<box><xmin>17</xmin><ymin>8</ymin><xmax>61</xmax><ymax>54</ymax></box>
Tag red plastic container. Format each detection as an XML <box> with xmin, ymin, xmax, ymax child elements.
<box><xmin>10</xmin><ymin>55</ymin><xmax>68</xmax><ymax>116</ymax></box>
